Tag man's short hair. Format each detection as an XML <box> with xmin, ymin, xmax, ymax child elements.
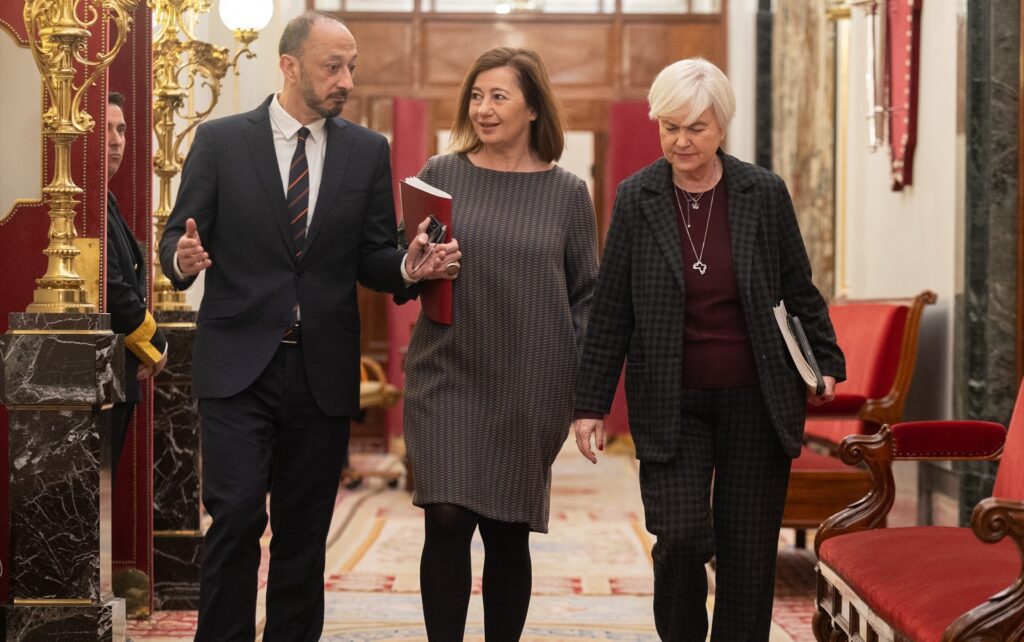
<box><xmin>108</xmin><ymin>92</ymin><xmax>126</xmax><ymax>109</ymax></box>
<box><xmin>279</xmin><ymin>11</ymin><xmax>346</xmax><ymax>58</ymax></box>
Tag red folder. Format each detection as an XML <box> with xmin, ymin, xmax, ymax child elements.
<box><xmin>400</xmin><ymin>177</ymin><xmax>453</xmax><ymax>324</ymax></box>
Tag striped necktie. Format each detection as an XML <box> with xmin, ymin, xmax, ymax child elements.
<box><xmin>287</xmin><ymin>126</ymin><xmax>311</xmax><ymax>258</ymax></box>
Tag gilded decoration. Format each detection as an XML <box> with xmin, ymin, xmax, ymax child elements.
<box><xmin>149</xmin><ymin>0</ymin><xmax>261</xmax><ymax>311</ymax></box>
<box><xmin>22</xmin><ymin>0</ymin><xmax>138</xmax><ymax>312</ymax></box>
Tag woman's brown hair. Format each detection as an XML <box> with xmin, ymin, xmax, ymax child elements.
<box><xmin>449</xmin><ymin>47</ymin><xmax>566</xmax><ymax>163</ymax></box>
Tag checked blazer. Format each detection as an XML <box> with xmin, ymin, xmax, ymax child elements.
<box><xmin>575</xmin><ymin>152</ymin><xmax>845</xmax><ymax>461</ymax></box>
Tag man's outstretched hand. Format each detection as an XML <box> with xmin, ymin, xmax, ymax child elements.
<box><xmin>176</xmin><ymin>217</ymin><xmax>212</xmax><ymax>276</ymax></box>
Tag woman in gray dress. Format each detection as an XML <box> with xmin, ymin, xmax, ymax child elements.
<box><xmin>403</xmin><ymin>47</ymin><xmax>598</xmax><ymax>641</ymax></box>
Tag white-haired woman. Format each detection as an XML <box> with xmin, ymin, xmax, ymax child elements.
<box><xmin>572</xmin><ymin>58</ymin><xmax>845</xmax><ymax>640</ymax></box>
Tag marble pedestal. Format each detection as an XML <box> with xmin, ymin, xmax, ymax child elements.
<box><xmin>0</xmin><ymin>313</ymin><xmax>126</xmax><ymax>641</ymax></box>
<box><xmin>2</xmin><ymin>601</ymin><xmax>126</xmax><ymax>641</ymax></box>
<box><xmin>152</xmin><ymin>310</ymin><xmax>203</xmax><ymax>610</ymax></box>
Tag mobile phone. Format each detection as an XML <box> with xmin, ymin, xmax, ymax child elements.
<box><xmin>412</xmin><ymin>215</ymin><xmax>447</xmax><ymax>273</ymax></box>
<box><xmin>425</xmin><ymin>215</ymin><xmax>447</xmax><ymax>244</ymax></box>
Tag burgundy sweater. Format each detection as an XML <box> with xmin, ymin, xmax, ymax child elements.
<box><xmin>674</xmin><ymin>180</ymin><xmax>758</xmax><ymax>388</ymax></box>
<box><xmin>573</xmin><ymin>179</ymin><xmax>760</xmax><ymax>420</ymax></box>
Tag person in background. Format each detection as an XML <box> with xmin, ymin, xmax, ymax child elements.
<box><xmin>105</xmin><ymin>91</ymin><xmax>167</xmax><ymax>485</ymax></box>
<box><xmin>572</xmin><ymin>58</ymin><xmax>845</xmax><ymax>641</ymax></box>
<box><xmin>402</xmin><ymin>47</ymin><xmax>599</xmax><ymax>641</ymax></box>
<box><xmin>158</xmin><ymin>12</ymin><xmax>458</xmax><ymax>640</ymax></box>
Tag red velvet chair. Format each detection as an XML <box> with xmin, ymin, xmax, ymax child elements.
<box><xmin>783</xmin><ymin>291</ymin><xmax>937</xmax><ymax>544</ymax></box>
<box><xmin>812</xmin><ymin>381</ymin><xmax>1024</xmax><ymax>641</ymax></box>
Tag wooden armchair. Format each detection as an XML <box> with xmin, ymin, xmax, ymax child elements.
<box><xmin>783</xmin><ymin>291</ymin><xmax>937</xmax><ymax>542</ymax></box>
<box><xmin>812</xmin><ymin>382</ymin><xmax>1024</xmax><ymax>641</ymax></box>
<box><xmin>359</xmin><ymin>355</ymin><xmax>401</xmax><ymax>409</ymax></box>
<box><xmin>345</xmin><ymin>356</ymin><xmax>402</xmax><ymax>488</ymax></box>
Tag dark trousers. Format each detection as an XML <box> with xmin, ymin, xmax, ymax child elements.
<box><xmin>194</xmin><ymin>343</ymin><xmax>350</xmax><ymax>642</ymax></box>
<box><xmin>638</xmin><ymin>386</ymin><xmax>791</xmax><ymax>642</ymax></box>
<box><xmin>109</xmin><ymin>401</ymin><xmax>136</xmax><ymax>486</ymax></box>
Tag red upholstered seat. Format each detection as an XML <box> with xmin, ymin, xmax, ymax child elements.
<box><xmin>784</xmin><ymin>294</ymin><xmax>935</xmax><ymax>540</ymax></box>
<box><xmin>829</xmin><ymin>303</ymin><xmax>908</xmax><ymax>400</ymax></box>
<box><xmin>785</xmin><ymin>447</ymin><xmax>872</xmax><ymax>531</ymax></box>
<box><xmin>791</xmin><ymin>447</ymin><xmax>855</xmax><ymax>471</ymax></box>
<box><xmin>813</xmin><ymin>382</ymin><xmax>1024</xmax><ymax>642</ymax></box>
<box><xmin>803</xmin><ymin>418</ymin><xmax>872</xmax><ymax>448</ymax></box>
<box><xmin>992</xmin><ymin>387</ymin><xmax>1024</xmax><ymax>500</ymax></box>
<box><xmin>819</xmin><ymin>528</ymin><xmax>1019</xmax><ymax>642</ymax></box>
<box><xmin>806</xmin><ymin>393</ymin><xmax>869</xmax><ymax>417</ymax></box>
<box><xmin>803</xmin><ymin>302</ymin><xmax>910</xmax><ymax>445</ymax></box>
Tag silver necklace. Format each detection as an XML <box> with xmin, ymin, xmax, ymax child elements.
<box><xmin>673</xmin><ymin>183</ymin><xmax>715</xmax><ymax>275</ymax></box>
<box><xmin>675</xmin><ymin>158</ymin><xmax>719</xmax><ymax>212</ymax></box>
<box><xmin>681</xmin><ymin>188</ymin><xmax>704</xmax><ymax>211</ymax></box>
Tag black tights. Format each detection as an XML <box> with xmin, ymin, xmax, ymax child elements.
<box><xmin>420</xmin><ymin>503</ymin><xmax>532</xmax><ymax>641</ymax></box>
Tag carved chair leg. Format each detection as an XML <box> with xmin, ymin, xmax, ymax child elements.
<box><xmin>815</xmin><ymin>606</ymin><xmax>839</xmax><ymax>642</ymax></box>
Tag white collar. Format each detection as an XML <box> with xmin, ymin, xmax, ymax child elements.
<box><xmin>270</xmin><ymin>93</ymin><xmax>326</xmax><ymax>143</ymax></box>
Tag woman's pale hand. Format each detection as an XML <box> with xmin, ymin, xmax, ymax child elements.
<box><xmin>404</xmin><ymin>217</ymin><xmax>462</xmax><ymax>281</ymax></box>
<box><xmin>808</xmin><ymin>375</ymin><xmax>837</xmax><ymax>406</ymax></box>
<box><xmin>573</xmin><ymin>418</ymin><xmax>605</xmax><ymax>464</ymax></box>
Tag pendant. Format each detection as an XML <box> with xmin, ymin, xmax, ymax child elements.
<box><xmin>692</xmin><ymin>260</ymin><xmax>707</xmax><ymax>275</ymax></box>
<box><xmin>691</xmin><ymin>201</ymin><xmax>699</xmax><ymax>209</ymax></box>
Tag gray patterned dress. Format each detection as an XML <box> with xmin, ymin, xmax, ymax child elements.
<box><xmin>403</xmin><ymin>153</ymin><xmax>598</xmax><ymax>533</ymax></box>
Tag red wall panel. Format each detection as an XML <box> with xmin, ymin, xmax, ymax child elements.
<box><xmin>387</xmin><ymin>97</ymin><xmax>429</xmax><ymax>436</ymax></box>
<box><xmin>602</xmin><ymin>101</ymin><xmax>662</xmax><ymax>435</ymax></box>
<box><xmin>108</xmin><ymin>2</ymin><xmax>154</xmax><ymax>612</ymax></box>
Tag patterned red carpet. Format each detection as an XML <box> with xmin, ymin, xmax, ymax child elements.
<box><xmin>129</xmin><ymin>445</ymin><xmax>818</xmax><ymax>641</ymax></box>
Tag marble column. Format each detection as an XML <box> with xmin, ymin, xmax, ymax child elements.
<box><xmin>151</xmin><ymin>310</ymin><xmax>203</xmax><ymax>610</ymax></box>
<box><xmin>955</xmin><ymin>0</ymin><xmax>1020</xmax><ymax>522</ymax></box>
<box><xmin>0</xmin><ymin>313</ymin><xmax>126</xmax><ymax>641</ymax></box>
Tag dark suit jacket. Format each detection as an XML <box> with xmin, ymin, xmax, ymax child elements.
<box><xmin>107</xmin><ymin>191</ymin><xmax>167</xmax><ymax>404</ymax></box>
<box><xmin>159</xmin><ymin>96</ymin><xmax>411</xmax><ymax>417</ymax></box>
<box><xmin>575</xmin><ymin>152</ymin><xmax>845</xmax><ymax>461</ymax></box>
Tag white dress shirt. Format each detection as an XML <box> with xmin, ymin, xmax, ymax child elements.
<box><xmin>175</xmin><ymin>94</ymin><xmax>417</xmax><ymax>284</ymax></box>
<box><xmin>268</xmin><ymin>94</ymin><xmax>327</xmax><ymax>224</ymax></box>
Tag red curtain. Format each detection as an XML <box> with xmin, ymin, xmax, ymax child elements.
<box><xmin>108</xmin><ymin>2</ymin><xmax>155</xmax><ymax>611</ymax></box>
<box><xmin>602</xmin><ymin>102</ymin><xmax>662</xmax><ymax>435</ymax></box>
<box><xmin>387</xmin><ymin>98</ymin><xmax>429</xmax><ymax>436</ymax></box>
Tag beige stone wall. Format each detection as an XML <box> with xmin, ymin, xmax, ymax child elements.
<box><xmin>0</xmin><ymin>34</ymin><xmax>43</xmax><ymax>223</ymax></box>
<box><xmin>771</xmin><ymin>0</ymin><xmax>836</xmax><ymax>298</ymax></box>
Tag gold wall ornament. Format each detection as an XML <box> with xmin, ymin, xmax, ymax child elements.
<box><xmin>149</xmin><ymin>0</ymin><xmax>269</xmax><ymax>311</ymax></box>
<box><xmin>827</xmin><ymin>0</ymin><xmax>852</xmax><ymax>21</ymax></box>
<box><xmin>23</xmin><ymin>0</ymin><xmax>138</xmax><ymax>312</ymax></box>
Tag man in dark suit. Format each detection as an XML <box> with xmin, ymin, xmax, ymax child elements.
<box><xmin>158</xmin><ymin>11</ymin><xmax>458</xmax><ymax>641</ymax></box>
<box><xmin>106</xmin><ymin>92</ymin><xmax>167</xmax><ymax>485</ymax></box>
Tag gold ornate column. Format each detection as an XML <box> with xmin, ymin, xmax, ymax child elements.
<box><xmin>147</xmin><ymin>0</ymin><xmax>270</xmax><ymax>610</ymax></box>
<box><xmin>2</xmin><ymin>2</ymin><xmax>136</xmax><ymax>640</ymax></box>
<box><xmin>24</xmin><ymin>0</ymin><xmax>136</xmax><ymax>313</ymax></box>
<box><xmin>150</xmin><ymin>0</ymin><xmax>267</xmax><ymax>311</ymax></box>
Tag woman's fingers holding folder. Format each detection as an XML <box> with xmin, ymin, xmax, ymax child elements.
<box><xmin>428</xmin><ymin>239</ymin><xmax>462</xmax><ymax>280</ymax></box>
<box><xmin>807</xmin><ymin>375</ymin><xmax>837</xmax><ymax>406</ymax></box>
<box><xmin>408</xmin><ymin>235</ymin><xmax>462</xmax><ymax>281</ymax></box>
